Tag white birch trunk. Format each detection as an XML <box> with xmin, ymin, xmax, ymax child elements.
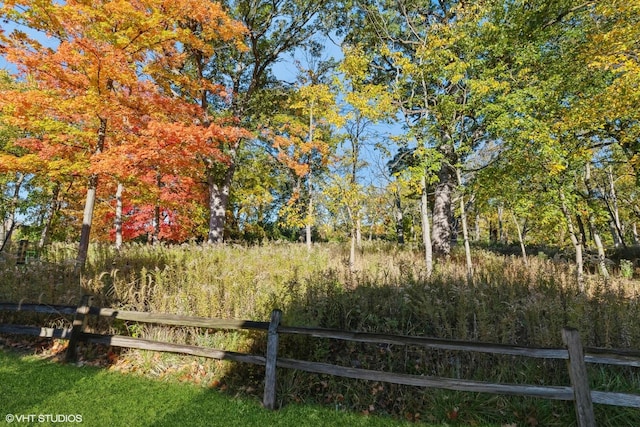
<box><xmin>115</xmin><ymin>182</ymin><xmax>124</xmax><ymax>250</ymax></box>
<box><xmin>511</xmin><ymin>211</ymin><xmax>528</xmax><ymax>266</ymax></box>
<box><xmin>395</xmin><ymin>191</ymin><xmax>405</xmax><ymax>244</ymax></box>
<box><xmin>306</xmin><ymin>189</ymin><xmax>313</xmax><ymax>252</ymax></box>
<box><xmin>456</xmin><ymin>168</ymin><xmax>473</xmax><ymax>282</ymax></box>
<box><xmin>584</xmin><ymin>163</ymin><xmax>609</xmax><ymax>281</ymax></box>
<box><xmin>305</xmin><ymin>101</ymin><xmax>315</xmax><ymax>252</ymax></box>
<box><xmin>560</xmin><ymin>190</ymin><xmax>585</xmax><ymax>291</ymax></box>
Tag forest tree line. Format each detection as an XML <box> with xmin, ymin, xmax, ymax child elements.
<box><xmin>0</xmin><ymin>0</ymin><xmax>638</xmax><ymax>278</ymax></box>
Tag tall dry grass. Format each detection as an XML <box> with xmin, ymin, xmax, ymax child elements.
<box><xmin>1</xmin><ymin>241</ymin><xmax>639</xmax><ymax>425</ymax></box>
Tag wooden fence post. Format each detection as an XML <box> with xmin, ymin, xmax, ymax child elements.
<box><xmin>65</xmin><ymin>295</ymin><xmax>93</xmax><ymax>363</ymax></box>
<box><xmin>562</xmin><ymin>327</ymin><xmax>596</xmax><ymax>427</ymax></box>
<box><xmin>263</xmin><ymin>309</ymin><xmax>282</xmax><ymax>410</ymax></box>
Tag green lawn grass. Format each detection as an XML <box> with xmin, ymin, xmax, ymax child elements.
<box><xmin>0</xmin><ymin>349</ymin><xmax>450</xmax><ymax>427</ymax></box>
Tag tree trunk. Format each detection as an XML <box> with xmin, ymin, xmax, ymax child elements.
<box><xmin>305</xmin><ymin>102</ymin><xmax>315</xmax><ymax>252</ymax></box>
<box><xmin>511</xmin><ymin>211</ymin><xmax>528</xmax><ymax>265</ymax></box>
<box><xmin>0</xmin><ymin>222</ymin><xmax>15</xmax><ymax>253</ymax></box>
<box><xmin>0</xmin><ymin>183</ymin><xmax>5</xmax><ymax>246</ymax></box>
<box><xmin>608</xmin><ymin>221</ymin><xmax>621</xmax><ymax>248</ymax></box>
<box><xmin>76</xmin><ymin>174</ymin><xmax>99</xmax><ymax>268</ymax></box>
<box><xmin>207</xmin><ymin>149</ymin><xmax>238</xmax><ymax>244</ymax></box>
<box><xmin>151</xmin><ymin>204</ymin><xmax>160</xmax><ymax>244</ymax></box>
<box><xmin>306</xmin><ymin>185</ymin><xmax>313</xmax><ymax>252</ymax></box>
<box><xmin>113</xmin><ymin>182</ymin><xmax>123</xmax><ymax>250</ymax></box>
<box><xmin>584</xmin><ymin>163</ymin><xmax>610</xmax><ymax>281</ymax></box>
<box><xmin>576</xmin><ymin>214</ymin><xmax>588</xmax><ymax>248</ymax></box>
<box><xmin>0</xmin><ymin>173</ymin><xmax>23</xmax><ymax>252</ymax></box>
<box><xmin>395</xmin><ymin>190</ymin><xmax>404</xmax><ymax>245</ymax></box>
<box><xmin>589</xmin><ymin>218</ymin><xmax>609</xmax><ymax>280</ymax></box>
<box><xmin>498</xmin><ymin>205</ymin><xmax>506</xmax><ymax>244</ymax></box>
<box><xmin>346</xmin><ymin>205</ymin><xmax>357</xmax><ymax>272</ymax></box>
<box><xmin>115</xmin><ymin>182</ymin><xmax>123</xmax><ymax>250</ymax></box>
<box><xmin>38</xmin><ymin>183</ymin><xmax>60</xmax><ymax>250</ymax></box>
<box><xmin>1</xmin><ymin>172</ymin><xmax>25</xmax><ymax>252</ymax></box>
<box><xmin>560</xmin><ymin>190</ymin><xmax>585</xmax><ymax>291</ymax></box>
<box><xmin>149</xmin><ymin>172</ymin><xmax>161</xmax><ymax>245</ymax></box>
<box><xmin>489</xmin><ymin>220</ymin><xmax>497</xmax><ymax>243</ymax></box>
<box><xmin>432</xmin><ymin>163</ymin><xmax>454</xmax><ymax>256</ymax></box>
<box><xmin>350</xmin><ymin>116</ymin><xmax>362</xmax><ymax>252</ymax></box>
<box><xmin>606</xmin><ymin>166</ymin><xmax>625</xmax><ymax>247</ymax></box>
<box><xmin>633</xmin><ymin>223</ymin><xmax>639</xmax><ymax>245</ymax></box>
<box><xmin>456</xmin><ymin>168</ymin><xmax>473</xmax><ymax>281</ymax></box>
<box><xmin>76</xmin><ymin>117</ymin><xmax>107</xmax><ymax>269</ymax></box>
<box><xmin>420</xmin><ymin>175</ymin><xmax>433</xmax><ymax>278</ymax></box>
<box><xmin>207</xmin><ymin>177</ymin><xmax>230</xmax><ymax>244</ymax></box>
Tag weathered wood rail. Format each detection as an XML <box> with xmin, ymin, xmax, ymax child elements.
<box><xmin>2</xmin><ymin>298</ymin><xmax>640</xmax><ymax>427</ymax></box>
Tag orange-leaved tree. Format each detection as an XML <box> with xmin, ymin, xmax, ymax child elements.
<box><xmin>0</xmin><ymin>0</ymin><xmax>246</xmax><ymax>266</ymax></box>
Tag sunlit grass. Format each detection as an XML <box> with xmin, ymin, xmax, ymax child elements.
<box><xmin>0</xmin><ymin>349</ymin><xmax>433</xmax><ymax>427</ymax></box>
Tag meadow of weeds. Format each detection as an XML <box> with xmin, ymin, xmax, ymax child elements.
<box><xmin>1</xmin><ymin>241</ymin><xmax>639</xmax><ymax>426</ymax></box>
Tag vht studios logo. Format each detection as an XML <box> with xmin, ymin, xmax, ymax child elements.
<box><xmin>6</xmin><ymin>414</ymin><xmax>83</xmax><ymax>423</ymax></box>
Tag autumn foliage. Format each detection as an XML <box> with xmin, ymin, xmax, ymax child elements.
<box><xmin>0</xmin><ymin>0</ymin><xmax>248</xmax><ymax>243</ymax></box>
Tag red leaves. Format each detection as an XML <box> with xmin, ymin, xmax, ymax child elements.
<box><xmin>1</xmin><ymin>0</ymin><xmax>249</xmax><ymax>244</ymax></box>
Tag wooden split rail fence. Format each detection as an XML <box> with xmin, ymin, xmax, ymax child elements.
<box><xmin>1</xmin><ymin>296</ymin><xmax>640</xmax><ymax>427</ymax></box>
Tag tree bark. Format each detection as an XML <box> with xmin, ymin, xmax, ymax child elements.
<box><xmin>432</xmin><ymin>161</ymin><xmax>455</xmax><ymax>256</ymax></box>
<box><xmin>498</xmin><ymin>205</ymin><xmax>506</xmax><ymax>244</ymax></box>
<box><xmin>150</xmin><ymin>172</ymin><xmax>161</xmax><ymax>245</ymax></box>
<box><xmin>38</xmin><ymin>183</ymin><xmax>60</xmax><ymax>250</ymax></box>
<box><xmin>305</xmin><ymin>102</ymin><xmax>315</xmax><ymax>251</ymax></box>
<box><xmin>306</xmin><ymin>181</ymin><xmax>313</xmax><ymax>252</ymax></box>
<box><xmin>511</xmin><ymin>211</ymin><xmax>528</xmax><ymax>265</ymax></box>
<box><xmin>115</xmin><ymin>182</ymin><xmax>123</xmax><ymax>250</ymax></box>
<box><xmin>207</xmin><ymin>167</ymin><xmax>233</xmax><ymax>244</ymax></box>
<box><xmin>346</xmin><ymin>205</ymin><xmax>357</xmax><ymax>272</ymax></box>
<box><xmin>456</xmin><ymin>168</ymin><xmax>473</xmax><ymax>282</ymax></box>
<box><xmin>1</xmin><ymin>172</ymin><xmax>25</xmax><ymax>252</ymax></box>
<box><xmin>76</xmin><ymin>174</ymin><xmax>99</xmax><ymax>269</ymax></box>
<box><xmin>605</xmin><ymin>166</ymin><xmax>625</xmax><ymax>247</ymax></box>
<box><xmin>395</xmin><ymin>190</ymin><xmax>404</xmax><ymax>245</ymax></box>
<box><xmin>560</xmin><ymin>190</ymin><xmax>585</xmax><ymax>291</ymax></box>
<box><xmin>576</xmin><ymin>214</ymin><xmax>588</xmax><ymax>248</ymax></box>
<box><xmin>206</xmin><ymin>134</ymin><xmax>241</xmax><ymax>244</ymax></box>
<box><xmin>584</xmin><ymin>163</ymin><xmax>609</xmax><ymax>281</ymax></box>
<box><xmin>420</xmin><ymin>175</ymin><xmax>433</xmax><ymax>278</ymax></box>
<box><xmin>349</xmin><ymin>115</ymin><xmax>363</xmax><ymax>251</ymax></box>
<box><xmin>76</xmin><ymin>117</ymin><xmax>107</xmax><ymax>269</ymax></box>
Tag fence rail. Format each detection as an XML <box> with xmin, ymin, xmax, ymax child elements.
<box><xmin>2</xmin><ymin>298</ymin><xmax>640</xmax><ymax>427</ymax></box>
